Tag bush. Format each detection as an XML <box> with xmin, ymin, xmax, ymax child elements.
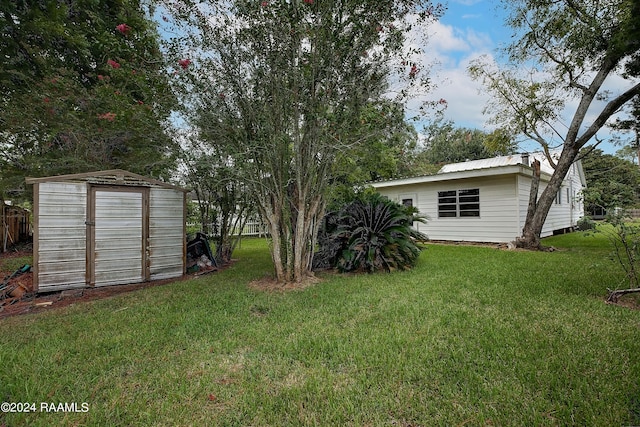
<box><xmin>577</xmin><ymin>216</ymin><xmax>596</xmax><ymax>231</ymax></box>
<box><xmin>314</xmin><ymin>192</ymin><xmax>428</xmax><ymax>273</ymax></box>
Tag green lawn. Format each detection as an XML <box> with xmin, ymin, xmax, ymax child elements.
<box><xmin>1</xmin><ymin>232</ymin><xmax>640</xmax><ymax>426</ymax></box>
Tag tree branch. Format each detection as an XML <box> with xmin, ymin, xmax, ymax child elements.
<box><xmin>575</xmin><ymin>82</ymin><xmax>640</xmax><ymax>149</ymax></box>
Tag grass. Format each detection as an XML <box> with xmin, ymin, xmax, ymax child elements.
<box><xmin>0</xmin><ymin>255</ymin><xmax>32</xmax><ymax>275</ymax></box>
<box><xmin>1</xmin><ymin>232</ymin><xmax>640</xmax><ymax>426</ymax></box>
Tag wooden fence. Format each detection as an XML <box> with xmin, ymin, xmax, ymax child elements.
<box><xmin>1</xmin><ymin>202</ymin><xmax>31</xmax><ymax>252</ymax></box>
<box><xmin>626</xmin><ymin>209</ymin><xmax>640</xmax><ymax>219</ymax></box>
<box><xmin>187</xmin><ymin>219</ymin><xmax>269</xmax><ymax>238</ymax></box>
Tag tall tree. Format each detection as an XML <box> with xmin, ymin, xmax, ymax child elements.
<box><xmin>167</xmin><ymin>0</ymin><xmax>444</xmax><ymax>283</ymax></box>
<box><xmin>612</xmin><ymin>95</ymin><xmax>640</xmax><ymax>165</ymax></box>
<box><xmin>419</xmin><ymin>119</ymin><xmax>516</xmax><ymax>165</ymax></box>
<box><xmin>328</xmin><ymin>100</ymin><xmax>420</xmax><ymax>209</ymax></box>
<box><xmin>0</xmin><ymin>0</ymin><xmax>178</xmax><ymax>200</ymax></box>
<box><xmin>580</xmin><ymin>148</ymin><xmax>640</xmax><ymax>214</ymax></box>
<box><xmin>469</xmin><ymin>0</ymin><xmax>640</xmax><ymax>249</ymax></box>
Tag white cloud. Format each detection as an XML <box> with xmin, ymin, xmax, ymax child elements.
<box><xmin>452</xmin><ymin>0</ymin><xmax>485</xmax><ymax>6</ymax></box>
<box><xmin>410</xmin><ymin>19</ymin><xmax>497</xmax><ymax>131</ymax></box>
<box><xmin>425</xmin><ymin>21</ymin><xmax>471</xmax><ymax>57</ymax></box>
<box><xmin>429</xmin><ymin>56</ymin><xmax>495</xmax><ymax>130</ymax></box>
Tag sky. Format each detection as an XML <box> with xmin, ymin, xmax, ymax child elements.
<box><xmin>424</xmin><ymin>0</ymin><xmax>509</xmax><ymax>130</ymax></box>
<box><xmin>421</xmin><ymin>0</ymin><xmax>629</xmax><ymax>155</ymax></box>
<box><xmin>160</xmin><ymin>0</ymin><xmax>631</xmax><ymax>155</ymax></box>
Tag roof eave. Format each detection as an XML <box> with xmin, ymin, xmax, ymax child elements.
<box><xmin>369</xmin><ymin>164</ymin><xmax>551</xmax><ymax>188</ymax></box>
<box><xmin>25</xmin><ymin>169</ymin><xmax>189</xmax><ymax>192</ymax></box>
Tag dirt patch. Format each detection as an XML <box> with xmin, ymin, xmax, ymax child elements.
<box><xmin>427</xmin><ymin>240</ymin><xmax>562</xmax><ymax>252</ymax></box>
<box><xmin>607</xmin><ymin>294</ymin><xmax>640</xmax><ymax>311</ymax></box>
<box><xmin>1</xmin><ymin>247</ymin><xmax>226</xmax><ymax>319</ymax></box>
<box><xmin>0</xmin><ymin>274</ymin><xmax>195</xmax><ymax>319</ymax></box>
<box><xmin>248</xmin><ymin>274</ymin><xmax>323</xmax><ymax>292</ymax></box>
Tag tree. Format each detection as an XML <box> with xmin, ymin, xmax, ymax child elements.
<box><xmin>469</xmin><ymin>0</ymin><xmax>640</xmax><ymax>249</ymax></box>
<box><xmin>612</xmin><ymin>95</ymin><xmax>640</xmax><ymax>165</ymax></box>
<box><xmin>0</xmin><ymin>0</ymin><xmax>178</xmax><ymax>201</ymax></box>
<box><xmin>180</xmin><ymin>132</ymin><xmax>256</xmax><ymax>265</ymax></box>
<box><xmin>419</xmin><ymin>119</ymin><xmax>516</xmax><ymax>165</ymax></box>
<box><xmin>580</xmin><ymin>148</ymin><xmax>640</xmax><ymax>215</ymax></box>
<box><xmin>328</xmin><ymin>100</ymin><xmax>420</xmax><ymax>210</ymax></box>
<box><xmin>167</xmin><ymin>0</ymin><xmax>444</xmax><ymax>283</ymax></box>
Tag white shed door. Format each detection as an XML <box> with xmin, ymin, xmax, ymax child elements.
<box><xmin>93</xmin><ymin>189</ymin><xmax>145</xmax><ymax>286</ymax></box>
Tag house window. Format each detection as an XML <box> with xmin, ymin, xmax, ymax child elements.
<box><xmin>556</xmin><ymin>189</ymin><xmax>562</xmax><ymax>204</ymax></box>
<box><xmin>438</xmin><ymin>189</ymin><xmax>480</xmax><ymax>218</ymax></box>
<box><xmin>401</xmin><ymin>198</ymin><xmax>413</xmax><ymax>208</ymax></box>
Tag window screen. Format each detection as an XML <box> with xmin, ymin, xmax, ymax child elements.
<box><xmin>438</xmin><ymin>189</ymin><xmax>479</xmax><ymax>218</ymax></box>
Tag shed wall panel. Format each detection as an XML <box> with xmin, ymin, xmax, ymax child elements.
<box><xmin>149</xmin><ymin>188</ymin><xmax>185</xmax><ymax>280</ymax></box>
<box><xmin>93</xmin><ymin>190</ymin><xmax>143</xmax><ymax>286</ymax></box>
<box><xmin>36</xmin><ymin>182</ymin><xmax>87</xmax><ymax>290</ymax></box>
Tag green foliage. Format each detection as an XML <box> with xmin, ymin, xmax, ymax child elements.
<box><xmin>612</xmin><ymin>95</ymin><xmax>640</xmax><ymax>162</ymax></box>
<box><xmin>331</xmin><ymin>100</ymin><xmax>419</xmax><ymax>185</ymax></box>
<box><xmin>576</xmin><ymin>216</ymin><xmax>596</xmax><ymax>231</ymax></box>
<box><xmin>580</xmin><ymin>147</ymin><xmax>640</xmax><ymax>213</ymax></box>
<box><xmin>315</xmin><ymin>191</ymin><xmax>428</xmax><ymax>273</ymax></box>
<box><xmin>166</xmin><ymin>0</ymin><xmax>444</xmax><ymax>282</ymax></box>
<box><xmin>180</xmin><ymin>137</ymin><xmax>255</xmax><ymax>265</ymax></box>
<box><xmin>599</xmin><ymin>212</ymin><xmax>640</xmax><ymax>289</ymax></box>
<box><xmin>0</xmin><ymin>0</ymin><xmax>178</xmax><ymax>200</ymax></box>
<box><xmin>419</xmin><ymin>119</ymin><xmax>516</xmax><ymax>165</ymax></box>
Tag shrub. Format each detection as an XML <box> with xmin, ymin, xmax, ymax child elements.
<box><xmin>314</xmin><ymin>192</ymin><xmax>428</xmax><ymax>273</ymax></box>
<box><xmin>577</xmin><ymin>216</ymin><xmax>596</xmax><ymax>231</ymax></box>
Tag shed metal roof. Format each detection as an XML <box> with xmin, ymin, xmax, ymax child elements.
<box><xmin>25</xmin><ymin>169</ymin><xmax>188</xmax><ymax>192</ymax></box>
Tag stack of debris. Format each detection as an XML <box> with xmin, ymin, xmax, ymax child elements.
<box><xmin>186</xmin><ymin>232</ymin><xmax>217</xmax><ymax>275</ymax></box>
<box><xmin>1</xmin><ymin>264</ymin><xmax>32</xmax><ymax>309</ymax></box>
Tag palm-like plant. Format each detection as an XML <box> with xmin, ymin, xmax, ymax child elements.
<box><xmin>315</xmin><ymin>192</ymin><xmax>428</xmax><ymax>273</ymax></box>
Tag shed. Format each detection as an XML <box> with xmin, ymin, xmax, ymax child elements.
<box><xmin>370</xmin><ymin>152</ymin><xmax>586</xmax><ymax>243</ymax></box>
<box><xmin>26</xmin><ymin>170</ymin><xmax>188</xmax><ymax>293</ymax></box>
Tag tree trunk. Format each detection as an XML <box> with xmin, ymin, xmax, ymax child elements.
<box><xmin>517</xmin><ymin>148</ymin><xmax>579</xmax><ymax>250</ymax></box>
<box><xmin>262</xmin><ymin>204</ymin><xmax>287</xmax><ymax>283</ymax></box>
<box><xmin>516</xmin><ymin>159</ymin><xmax>542</xmax><ymax>249</ymax></box>
<box><xmin>293</xmin><ymin>204</ymin><xmax>308</xmax><ymax>283</ymax></box>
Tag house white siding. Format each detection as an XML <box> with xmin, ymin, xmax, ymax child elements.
<box><xmin>539</xmin><ymin>169</ymin><xmax>585</xmax><ymax>237</ymax></box>
<box><xmin>35</xmin><ymin>182</ymin><xmax>87</xmax><ymax>292</ymax></box>
<box><xmin>376</xmin><ymin>175</ymin><xmax>522</xmax><ymax>243</ymax></box>
<box><xmin>516</xmin><ymin>174</ymin><xmax>530</xmax><ymax>236</ymax></box>
<box><xmin>370</xmin><ymin>153</ymin><xmax>586</xmax><ymax>244</ymax></box>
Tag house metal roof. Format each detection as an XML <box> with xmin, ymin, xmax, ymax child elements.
<box><xmin>369</xmin><ymin>152</ymin><xmax>586</xmax><ymax>189</ymax></box>
<box><xmin>438</xmin><ymin>153</ymin><xmax>556</xmax><ymax>175</ymax></box>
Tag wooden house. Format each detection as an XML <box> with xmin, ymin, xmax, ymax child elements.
<box><xmin>370</xmin><ymin>153</ymin><xmax>586</xmax><ymax>243</ymax></box>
